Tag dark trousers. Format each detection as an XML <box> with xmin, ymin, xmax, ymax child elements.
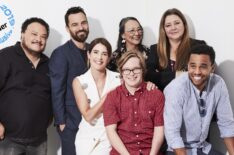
<box><xmin>57</xmin><ymin>126</ymin><xmax>77</xmax><ymax>155</ymax></box>
<box><xmin>166</xmin><ymin>147</ymin><xmax>224</xmax><ymax>155</ymax></box>
<box><xmin>0</xmin><ymin>138</ymin><xmax>47</xmax><ymax>155</ymax></box>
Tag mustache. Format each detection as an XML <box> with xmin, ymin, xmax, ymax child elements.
<box><xmin>76</xmin><ymin>30</ymin><xmax>88</xmax><ymax>34</ymax></box>
<box><xmin>32</xmin><ymin>41</ymin><xmax>43</xmax><ymax>46</ymax></box>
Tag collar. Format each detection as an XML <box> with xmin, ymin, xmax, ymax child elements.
<box><xmin>15</xmin><ymin>41</ymin><xmax>48</xmax><ymax>63</ymax></box>
<box><xmin>121</xmin><ymin>81</ymin><xmax>146</xmax><ymax>96</ymax></box>
<box><xmin>69</xmin><ymin>40</ymin><xmax>88</xmax><ymax>51</ymax></box>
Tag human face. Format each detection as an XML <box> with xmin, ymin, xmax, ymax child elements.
<box><xmin>122</xmin><ymin>57</ymin><xmax>143</xmax><ymax>91</ymax></box>
<box><xmin>188</xmin><ymin>54</ymin><xmax>215</xmax><ymax>91</ymax></box>
<box><xmin>21</xmin><ymin>22</ymin><xmax>48</xmax><ymax>54</ymax></box>
<box><xmin>164</xmin><ymin>14</ymin><xmax>185</xmax><ymax>42</ymax></box>
<box><xmin>122</xmin><ymin>20</ymin><xmax>143</xmax><ymax>50</ymax></box>
<box><xmin>66</xmin><ymin>13</ymin><xmax>89</xmax><ymax>42</ymax></box>
<box><xmin>88</xmin><ymin>43</ymin><xmax>109</xmax><ymax>72</ymax></box>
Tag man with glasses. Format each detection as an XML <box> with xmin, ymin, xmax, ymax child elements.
<box><xmin>164</xmin><ymin>44</ymin><xmax>234</xmax><ymax>155</ymax></box>
<box><xmin>103</xmin><ymin>51</ymin><xmax>165</xmax><ymax>155</ymax></box>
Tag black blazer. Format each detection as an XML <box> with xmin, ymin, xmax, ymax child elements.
<box><xmin>49</xmin><ymin>40</ymin><xmax>88</xmax><ymax>129</ymax></box>
<box><xmin>145</xmin><ymin>39</ymin><xmax>206</xmax><ymax>91</ymax></box>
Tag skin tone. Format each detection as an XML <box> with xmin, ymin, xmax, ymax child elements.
<box><xmin>188</xmin><ymin>54</ymin><xmax>214</xmax><ymax>91</ymax></box>
<box><xmin>0</xmin><ymin>22</ymin><xmax>48</xmax><ymax>139</ymax></box>
<box><xmin>60</xmin><ymin>12</ymin><xmax>89</xmax><ymax>131</ymax></box>
<box><xmin>164</xmin><ymin>14</ymin><xmax>185</xmax><ymax>62</ymax></box>
<box><xmin>106</xmin><ymin>57</ymin><xmax>164</xmax><ymax>155</ymax></box>
<box><xmin>66</xmin><ymin>12</ymin><xmax>89</xmax><ymax>50</ymax></box>
<box><xmin>21</xmin><ymin>22</ymin><xmax>48</xmax><ymax>68</ymax></box>
<box><xmin>174</xmin><ymin>54</ymin><xmax>213</xmax><ymax>155</ymax></box>
<box><xmin>121</xmin><ymin>57</ymin><xmax>143</xmax><ymax>95</ymax></box>
<box><xmin>122</xmin><ymin>20</ymin><xmax>143</xmax><ymax>51</ymax></box>
<box><xmin>0</xmin><ymin>122</ymin><xmax>4</xmax><ymax>139</ymax></box>
<box><xmin>175</xmin><ymin>54</ymin><xmax>234</xmax><ymax>155</ymax></box>
<box><xmin>164</xmin><ymin>14</ymin><xmax>186</xmax><ymax>77</ymax></box>
<box><xmin>72</xmin><ymin>43</ymin><xmax>110</xmax><ymax>124</ymax></box>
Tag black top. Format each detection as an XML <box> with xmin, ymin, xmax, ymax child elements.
<box><xmin>145</xmin><ymin>39</ymin><xmax>206</xmax><ymax>91</ymax></box>
<box><xmin>0</xmin><ymin>42</ymin><xmax>52</xmax><ymax>145</ymax></box>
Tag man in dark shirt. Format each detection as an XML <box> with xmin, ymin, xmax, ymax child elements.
<box><xmin>0</xmin><ymin>17</ymin><xmax>52</xmax><ymax>155</ymax></box>
<box><xmin>104</xmin><ymin>51</ymin><xmax>165</xmax><ymax>155</ymax></box>
<box><xmin>49</xmin><ymin>6</ymin><xmax>89</xmax><ymax>155</ymax></box>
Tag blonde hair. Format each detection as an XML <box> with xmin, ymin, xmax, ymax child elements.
<box><xmin>117</xmin><ymin>50</ymin><xmax>146</xmax><ymax>77</ymax></box>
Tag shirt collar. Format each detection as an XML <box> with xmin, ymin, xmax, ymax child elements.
<box><xmin>121</xmin><ymin>81</ymin><xmax>146</xmax><ymax>96</ymax></box>
<box><xmin>15</xmin><ymin>41</ymin><xmax>48</xmax><ymax>63</ymax></box>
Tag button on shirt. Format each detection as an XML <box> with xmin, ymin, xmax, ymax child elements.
<box><xmin>164</xmin><ymin>73</ymin><xmax>234</xmax><ymax>154</ymax></box>
<box><xmin>0</xmin><ymin>42</ymin><xmax>52</xmax><ymax>145</ymax></box>
<box><xmin>104</xmin><ymin>82</ymin><xmax>165</xmax><ymax>155</ymax></box>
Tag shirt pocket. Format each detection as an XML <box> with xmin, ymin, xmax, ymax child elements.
<box><xmin>141</xmin><ymin>109</ymin><xmax>155</xmax><ymax>129</ymax></box>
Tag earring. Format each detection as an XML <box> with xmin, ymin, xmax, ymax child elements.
<box><xmin>122</xmin><ymin>39</ymin><xmax>126</xmax><ymax>44</ymax></box>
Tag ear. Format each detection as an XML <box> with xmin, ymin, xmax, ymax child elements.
<box><xmin>211</xmin><ymin>64</ymin><xmax>215</xmax><ymax>73</ymax></box>
<box><xmin>121</xmin><ymin>33</ymin><xmax>126</xmax><ymax>40</ymax></box>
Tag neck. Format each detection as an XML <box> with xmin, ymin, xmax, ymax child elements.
<box><xmin>72</xmin><ymin>39</ymin><xmax>86</xmax><ymax>50</ymax></box>
<box><xmin>21</xmin><ymin>45</ymin><xmax>40</xmax><ymax>63</ymax></box>
<box><xmin>126</xmin><ymin>43</ymin><xmax>138</xmax><ymax>52</ymax></box>
<box><xmin>169</xmin><ymin>39</ymin><xmax>181</xmax><ymax>49</ymax></box>
<box><xmin>124</xmin><ymin>83</ymin><xmax>142</xmax><ymax>95</ymax></box>
<box><xmin>90</xmin><ymin>68</ymin><xmax>106</xmax><ymax>82</ymax></box>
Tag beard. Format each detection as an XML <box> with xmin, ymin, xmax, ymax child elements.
<box><xmin>70</xmin><ymin>29</ymin><xmax>89</xmax><ymax>42</ymax></box>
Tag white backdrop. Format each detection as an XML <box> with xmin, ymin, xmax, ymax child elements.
<box><xmin>1</xmin><ymin>0</ymin><xmax>234</xmax><ymax>154</ymax></box>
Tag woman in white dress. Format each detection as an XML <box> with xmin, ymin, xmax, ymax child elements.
<box><xmin>72</xmin><ymin>38</ymin><xmax>120</xmax><ymax>155</ymax></box>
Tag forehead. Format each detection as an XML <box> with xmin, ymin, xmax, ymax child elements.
<box><xmin>165</xmin><ymin>14</ymin><xmax>182</xmax><ymax>23</ymax></box>
<box><xmin>92</xmin><ymin>43</ymin><xmax>107</xmax><ymax>51</ymax></box>
<box><xmin>123</xmin><ymin>57</ymin><xmax>141</xmax><ymax>68</ymax></box>
<box><xmin>189</xmin><ymin>54</ymin><xmax>212</xmax><ymax>64</ymax></box>
<box><xmin>25</xmin><ymin>22</ymin><xmax>47</xmax><ymax>34</ymax></box>
<box><xmin>68</xmin><ymin>12</ymin><xmax>87</xmax><ymax>23</ymax></box>
<box><xmin>125</xmin><ymin>20</ymin><xmax>140</xmax><ymax>29</ymax></box>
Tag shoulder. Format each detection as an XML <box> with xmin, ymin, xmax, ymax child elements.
<box><xmin>51</xmin><ymin>40</ymin><xmax>71</xmax><ymax>56</ymax></box>
<box><xmin>150</xmin><ymin>44</ymin><xmax>157</xmax><ymax>50</ymax></box>
<box><xmin>208</xmin><ymin>73</ymin><xmax>227</xmax><ymax>91</ymax></box>
<box><xmin>0</xmin><ymin>45</ymin><xmax>14</xmax><ymax>55</ymax></box>
<box><xmin>164</xmin><ymin>73</ymin><xmax>189</xmax><ymax>95</ymax></box>
<box><xmin>190</xmin><ymin>38</ymin><xmax>206</xmax><ymax>46</ymax></box>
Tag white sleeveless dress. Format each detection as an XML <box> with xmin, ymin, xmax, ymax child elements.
<box><xmin>75</xmin><ymin>69</ymin><xmax>120</xmax><ymax>155</ymax></box>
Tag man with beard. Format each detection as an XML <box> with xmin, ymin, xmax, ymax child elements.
<box><xmin>0</xmin><ymin>17</ymin><xmax>52</xmax><ymax>155</ymax></box>
<box><xmin>49</xmin><ymin>6</ymin><xmax>89</xmax><ymax>155</ymax></box>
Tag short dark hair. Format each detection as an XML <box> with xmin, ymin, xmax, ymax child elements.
<box><xmin>65</xmin><ymin>6</ymin><xmax>86</xmax><ymax>26</ymax></box>
<box><xmin>21</xmin><ymin>17</ymin><xmax>50</xmax><ymax>38</ymax></box>
<box><xmin>88</xmin><ymin>38</ymin><xmax>112</xmax><ymax>57</ymax></box>
<box><xmin>190</xmin><ymin>44</ymin><xmax>216</xmax><ymax>65</ymax></box>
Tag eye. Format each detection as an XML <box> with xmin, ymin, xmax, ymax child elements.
<box><xmin>165</xmin><ymin>24</ymin><xmax>171</xmax><ymax>28</ymax></box>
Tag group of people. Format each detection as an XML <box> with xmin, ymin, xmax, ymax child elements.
<box><xmin>0</xmin><ymin>5</ymin><xmax>234</xmax><ymax>155</ymax></box>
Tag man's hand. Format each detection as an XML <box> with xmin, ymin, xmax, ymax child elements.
<box><xmin>59</xmin><ymin>124</ymin><xmax>66</xmax><ymax>132</ymax></box>
<box><xmin>0</xmin><ymin>122</ymin><xmax>5</xmax><ymax>140</ymax></box>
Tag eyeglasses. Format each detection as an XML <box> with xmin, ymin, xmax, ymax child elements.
<box><xmin>122</xmin><ymin>68</ymin><xmax>142</xmax><ymax>75</ymax></box>
<box><xmin>199</xmin><ymin>98</ymin><xmax>206</xmax><ymax>117</ymax></box>
<box><xmin>126</xmin><ymin>28</ymin><xmax>143</xmax><ymax>35</ymax></box>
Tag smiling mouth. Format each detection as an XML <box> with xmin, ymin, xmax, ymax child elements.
<box><xmin>194</xmin><ymin>76</ymin><xmax>201</xmax><ymax>81</ymax></box>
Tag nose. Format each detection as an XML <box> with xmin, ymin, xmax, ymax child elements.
<box><xmin>194</xmin><ymin>67</ymin><xmax>201</xmax><ymax>74</ymax></box>
<box><xmin>97</xmin><ymin>53</ymin><xmax>102</xmax><ymax>59</ymax></box>
<box><xmin>171</xmin><ymin>24</ymin><xmax>176</xmax><ymax>30</ymax></box>
<box><xmin>129</xmin><ymin>70</ymin><xmax>134</xmax><ymax>75</ymax></box>
<box><xmin>78</xmin><ymin>24</ymin><xmax>84</xmax><ymax>31</ymax></box>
